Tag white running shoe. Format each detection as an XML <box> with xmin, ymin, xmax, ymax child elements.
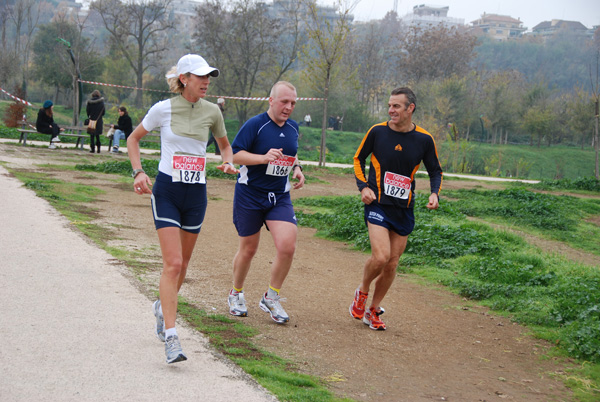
<box><xmin>48</xmin><ymin>144</ymin><xmax>56</xmax><ymax>149</ymax></box>
<box><xmin>165</xmin><ymin>335</ymin><xmax>187</xmax><ymax>364</ymax></box>
<box><xmin>52</xmin><ymin>136</ymin><xmax>61</xmax><ymax>142</ymax></box>
<box><xmin>228</xmin><ymin>290</ymin><xmax>248</xmax><ymax>317</ymax></box>
<box><xmin>259</xmin><ymin>293</ymin><xmax>289</xmax><ymax>324</ymax></box>
<box><xmin>153</xmin><ymin>300</ymin><xmax>165</xmax><ymax>341</ymax></box>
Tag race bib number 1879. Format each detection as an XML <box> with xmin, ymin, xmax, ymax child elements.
<box><xmin>383</xmin><ymin>171</ymin><xmax>411</xmax><ymax>199</ymax></box>
<box><xmin>266</xmin><ymin>155</ymin><xmax>296</xmax><ymax>177</ymax></box>
<box><xmin>172</xmin><ymin>155</ymin><xmax>206</xmax><ymax>184</ymax></box>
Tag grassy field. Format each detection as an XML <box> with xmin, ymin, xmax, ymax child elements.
<box><xmin>10</xmin><ymin>156</ymin><xmax>600</xmax><ymax>401</ymax></box>
<box><xmin>2</xmin><ymin>99</ymin><xmax>598</xmax><ymax>180</ymax></box>
<box><xmin>294</xmin><ymin>180</ymin><xmax>600</xmax><ymax>401</ymax></box>
<box><xmin>2</xmin><ymin>150</ymin><xmax>599</xmax><ymax>400</ymax></box>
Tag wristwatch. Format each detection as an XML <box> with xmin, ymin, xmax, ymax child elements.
<box><xmin>292</xmin><ymin>164</ymin><xmax>303</xmax><ymax>172</ymax></box>
<box><xmin>132</xmin><ymin>168</ymin><xmax>145</xmax><ymax>178</ymax></box>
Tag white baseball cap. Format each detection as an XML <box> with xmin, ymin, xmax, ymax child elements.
<box><xmin>166</xmin><ymin>54</ymin><xmax>219</xmax><ymax>78</ymax></box>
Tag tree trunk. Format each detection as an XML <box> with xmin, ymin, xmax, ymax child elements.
<box><xmin>595</xmin><ymin>98</ymin><xmax>599</xmax><ymax>179</ymax></box>
<box><xmin>319</xmin><ymin>73</ymin><xmax>331</xmax><ymax>167</ymax></box>
<box><xmin>136</xmin><ymin>70</ymin><xmax>143</xmax><ymax>108</ymax></box>
<box><xmin>72</xmin><ymin>74</ymin><xmax>79</xmax><ymax>126</ymax></box>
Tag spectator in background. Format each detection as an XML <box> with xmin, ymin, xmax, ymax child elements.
<box><xmin>36</xmin><ymin>100</ymin><xmax>64</xmax><ymax>149</ymax></box>
<box><xmin>328</xmin><ymin>116</ymin><xmax>336</xmax><ymax>130</ymax></box>
<box><xmin>86</xmin><ymin>90</ymin><xmax>105</xmax><ymax>154</ymax></box>
<box><xmin>207</xmin><ymin>97</ymin><xmax>225</xmax><ymax>155</ymax></box>
<box><xmin>110</xmin><ymin>106</ymin><xmax>133</xmax><ymax>153</ymax></box>
<box><xmin>217</xmin><ymin>97</ymin><xmax>225</xmax><ymax>113</ymax></box>
<box><xmin>304</xmin><ymin>113</ymin><xmax>311</xmax><ymax>127</ymax></box>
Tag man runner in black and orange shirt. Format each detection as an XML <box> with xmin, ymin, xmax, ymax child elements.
<box><xmin>350</xmin><ymin>87</ymin><xmax>443</xmax><ymax>330</ymax></box>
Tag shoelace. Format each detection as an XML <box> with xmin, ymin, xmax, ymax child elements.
<box><xmin>266</xmin><ymin>295</ymin><xmax>287</xmax><ymax>314</ymax></box>
<box><xmin>356</xmin><ymin>293</ymin><xmax>367</xmax><ymax>310</ymax></box>
<box><xmin>236</xmin><ymin>293</ymin><xmax>245</xmax><ymax>307</ymax></box>
<box><xmin>165</xmin><ymin>336</ymin><xmax>179</xmax><ymax>350</ymax></box>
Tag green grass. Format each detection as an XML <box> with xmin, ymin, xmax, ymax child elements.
<box><xmin>295</xmin><ymin>189</ymin><xmax>600</xmax><ymax>400</ymax></box>
<box><xmin>3</xmin><ymin>110</ymin><xmax>599</xmax><ymax>180</ymax></box>
<box><xmin>5</xmin><ymin>163</ymin><xmax>351</xmax><ymax>402</ymax></box>
<box><xmin>444</xmin><ymin>187</ymin><xmax>600</xmax><ymax>256</ymax></box>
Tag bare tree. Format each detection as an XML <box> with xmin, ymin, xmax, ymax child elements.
<box><xmin>91</xmin><ymin>0</ymin><xmax>174</xmax><ymax>107</ymax></box>
<box><xmin>6</xmin><ymin>0</ymin><xmax>45</xmax><ymax>91</ymax></box>
<box><xmin>194</xmin><ymin>0</ymin><xmax>303</xmax><ymax>126</ymax></box>
<box><xmin>397</xmin><ymin>24</ymin><xmax>477</xmax><ymax>84</ymax></box>
<box><xmin>346</xmin><ymin>12</ymin><xmax>400</xmax><ymax>117</ymax></box>
<box><xmin>299</xmin><ymin>0</ymin><xmax>355</xmax><ymax>167</ymax></box>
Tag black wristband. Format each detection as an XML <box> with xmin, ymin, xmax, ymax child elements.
<box><xmin>292</xmin><ymin>164</ymin><xmax>303</xmax><ymax>172</ymax></box>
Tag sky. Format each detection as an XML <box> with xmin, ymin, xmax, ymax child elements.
<box><xmin>318</xmin><ymin>0</ymin><xmax>600</xmax><ymax>31</ymax></box>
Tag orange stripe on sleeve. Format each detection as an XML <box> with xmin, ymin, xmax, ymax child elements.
<box><xmin>371</xmin><ymin>154</ymin><xmax>382</xmax><ymax>201</ymax></box>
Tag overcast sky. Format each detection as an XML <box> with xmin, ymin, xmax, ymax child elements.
<box><xmin>318</xmin><ymin>0</ymin><xmax>599</xmax><ymax>31</ymax></box>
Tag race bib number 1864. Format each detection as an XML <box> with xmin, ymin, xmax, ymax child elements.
<box><xmin>172</xmin><ymin>155</ymin><xmax>206</xmax><ymax>184</ymax></box>
<box><xmin>383</xmin><ymin>171</ymin><xmax>411</xmax><ymax>199</ymax></box>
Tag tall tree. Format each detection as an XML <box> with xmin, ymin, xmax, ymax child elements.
<box><xmin>6</xmin><ymin>0</ymin><xmax>47</xmax><ymax>92</ymax></box>
<box><xmin>347</xmin><ymin>11</ymin><xmax>401</xmax><ymax>116</ymax></box>
<box><xmin>32</xmin><ymin>13</ymin><xmax>103</xmax><ymax>124</ymax></box>
<box><xmin>299</xmin><ymin>0</ymin><xmax>355</xmax><ymax>167</ymax></box>
<box><xmin>91</xmin><ymin>0</ymin><xmax>174</xmax><ymax>107</ymax></box>
<box><xmin>482</xmin><ymin>70</ymin><xmax>524</xmax><ymax>145</ymax></box>
<box><xmin>565</xmin><ymin>88</ymin><xmax>595</xmax><ymax>149</ymax></box>
<box><xmin>194</xmin><ymin>0</ymin><xmax>302</xmax><ymax>126</ymax></box>
<box><xmin>397</xmin><ymin>24</ymin><xmax>477</xmax><ymax>83</ymax></box>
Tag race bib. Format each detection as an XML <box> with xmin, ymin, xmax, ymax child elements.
<box><xmin>266</xmin><ymin>155</ymin><xmax>296</xmax><ymax>176</ymax></box>
<box><xmin>383</xmin><ymin>171</ymin><xmax>411</xmax><ymax>199</ymax></box>
<box><xmin>172</xmin><ymin>154</ymin><xmax>206</xmax><ymax>184</ymax></box>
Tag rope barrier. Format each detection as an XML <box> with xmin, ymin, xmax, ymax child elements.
<box><xmin>77</xmin><ymin>79</ymin><xmax>324</xmax><ymax>101</ymax></box>
<box><xmin>78</xmin><ymin>79</ymin><xmax>169</xmax><ymax>93</ymax></box>
<box><xmin>0</xmin><ymin>87</ymin><xmax>35</xmax><ymax>106</ymax></box>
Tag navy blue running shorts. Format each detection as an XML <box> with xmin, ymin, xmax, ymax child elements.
<box><xmin>364</xmin><ymin>202</ymin><xmax>415</xmax><ymax>236</ymax></box>
<box><xmin>151</xmin><ymin>171</ymin><xmax>207</xmax><ymax>234</ymax></box>
<box><xmin>233</xmin><ymin>183</ymin><xmax>297</xmax><ymax>237</ymax></box>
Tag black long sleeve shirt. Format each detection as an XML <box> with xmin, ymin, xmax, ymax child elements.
<box><xmin>354</xmin><ymin>122</ymin><xmax>443</xmax><ymax>209</ymax></box>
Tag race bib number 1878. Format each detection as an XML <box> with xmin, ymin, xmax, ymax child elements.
<box><xmin>383</xmin><ymin>171</ymin><xmax>411</xmax><ymax>199</ymax></box>
<box><xmin>172</xmin><ymin>155</ymin><xmax>206</xmax><ymax>184</ymax></box>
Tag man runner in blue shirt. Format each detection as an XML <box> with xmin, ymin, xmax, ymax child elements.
<box><xmin>228</xmin><ymin>81</ymin><xmax>305</xmax><ymax>324</ymax></box>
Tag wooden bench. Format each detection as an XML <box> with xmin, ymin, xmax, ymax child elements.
<box><xmin>17</xmin><ymin>121</ymin><xmax>87</xmax><ymax>150</ymax></box>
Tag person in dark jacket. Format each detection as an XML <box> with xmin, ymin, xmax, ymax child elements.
<box><xmin>86</xmin><ymin>90</ymin><xmax>105</xmax><ymax>153</ymax></box>
<box><xmin>110</xmin><ymin>106</ymin><xmax>133</xmax><ymax>153</ymax></box>
<box><xmin>36</xmin><ymin>100</ymin><xmax>64</xmax><ymax>149</ymax></box>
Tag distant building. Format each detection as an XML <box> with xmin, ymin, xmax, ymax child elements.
<box><xmin>470</xmin><ymin>13</ymin><xmax>526</xmax><ymax>41</ymax></box>
<box><xmin>169</xmin><ymin>0</ymin><xmax>197</xmax><ymax>36</ymax></box>
<box><xmin>531</xmin><ymin>19</ymin><xmax>590</xmax><ymax>39</ymax></box>
<box><xmin>267</xmin><ymin>0</ymin><xmax>353</xmax><ymax>25</ymax></box>
<box><xmin>401</xmin><ymin>4</ymin><xmax>464</xmax><ymax>29</ymax></box>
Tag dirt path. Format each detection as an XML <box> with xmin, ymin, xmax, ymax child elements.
<box><xmin>1</xmin><ymin>143</ymin><xmax>583</xmax><ymax>401</ymax></box>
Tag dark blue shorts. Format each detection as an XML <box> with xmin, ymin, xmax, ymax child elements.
<box><xmin>233</xmin><ymin>184</ymin><xmax>297</xmax><ymax>237</ymax></box>
<box><xmin>151</xmin><ymin>171</ymin><xmax>207</xmax><ymax>234</ymax></box>
<box><xmin>364</xmin><ymin>202</ymin><xmax>415</xmax><ymax>236</ymax></box>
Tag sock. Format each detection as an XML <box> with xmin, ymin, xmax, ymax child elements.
<box><xmin>267</xmin><ymin>286</ymin><xmax>280</xmax><ymax>298</ymax></box>
<box><xmin>165</xmin><ymin>327</ymin><xmax>178</xmax><ymax>339</ymax></box>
